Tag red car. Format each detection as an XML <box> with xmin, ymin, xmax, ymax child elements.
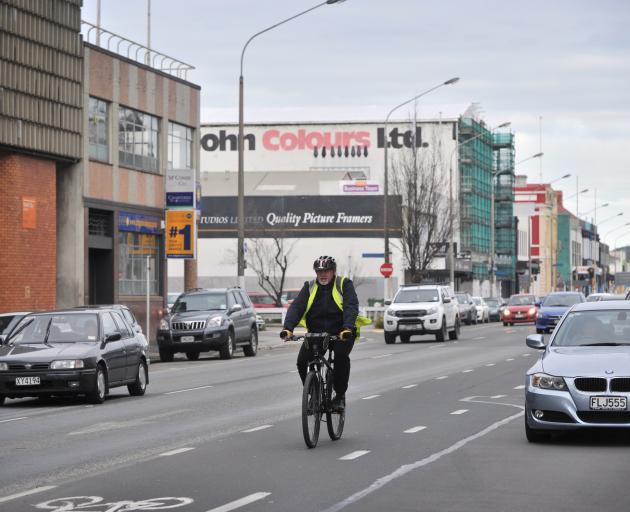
<box><xmin>502</xmin><ymin>294</ymin><xmax>538</xmax><ymax>326</ymax></box>
<box><xmin>247</xmin><ymin>292</ymin><xmax>287</xmax><ymax>309</ymax></box>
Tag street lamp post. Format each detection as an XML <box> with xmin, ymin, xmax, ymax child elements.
<box><xmin>604</xmin><ymin>221</ymin><xmax>630</xmax><ymax>240</ymax></box>
<box><xmin>598</xmin><ymin>212</ymin><xmax>623</xmax><ymax>227</ymax></box>
<box><xmin>237</xmin><ymin>0</ymin><xmax>346</xmax><ymax>288</ymax></box>
<box><xmin>382</xmin><ymin>77</ymin><xmax>459</xmax><ymax>300</ymax></box>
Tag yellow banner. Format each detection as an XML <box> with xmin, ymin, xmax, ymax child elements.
<box><xmin>166</xmin><ymin>210</ymin><xmax>196</xmax><ymax>259</ymax></box>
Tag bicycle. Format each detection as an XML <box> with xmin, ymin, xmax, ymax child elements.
<box><xmin>288</xmin><ymin>332</ymin><xmax>345</xmax><ymax>448</ymax></box>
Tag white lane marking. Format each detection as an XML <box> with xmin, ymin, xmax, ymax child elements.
<box><xmin>450</xmin><ymin>409</ymin><xmax>469</xmax><ymax>415</ymax></box>
<box><xmin>372</xmin><ymin>353</ymin><xmax>392</xmax><ymax>359</ymax></box>
<box><xmin>206</xmin><ymin>492</ymin><xmax>271</xmax><ymax>512</ymax></box>
<box><xmin>522</xmin><ymin>353</ymin><xmax>532</xmax><ymax>357</ymax></box>
<box><xmin>485</xmin><ymin>363</ymin><xmax>496</xmax><ymax>367</ymax></box>
<box><xmin>362</xmin><ymin>395</ymin><xmax>380</xmax><ymax>400</ymax></box>
<box><xmin>506</xmin><ymin>358</ymin><xmax>515</xmax><ymax>362</ymax></box>
<box><xmin>435</xmin><ymin>376</ymin><xmax>448</xmax><ymax>380</ymax></box>
<box><xmin>404</xmin><ymin>426</ymin><xmax>427</xmax><ymax>433</ymax></box>
<box><xmin>514</xmin><ymin>385</ymin><xmax>525</xmax><ymax>390</ymax></box>
<box><xmin>164</xmin><ymin>385</ymin><xmax>213</xmax><ymax>395</ymax></box>
<box><xmin>491</xmin><ymin>395</ymin><xmax>507</xmax><ymax>399</ymax></box>
<box><xmin>462</xmin><ymin>369</ymin><xmax>473</xmax><ymax>373</ymax></box>
<box><xmin>473</xmin><ymin>336</ymin><xmax>486</xmax><ymax>340</ymax></box>
<box><xmin>289</xmin><ymin>370</ymin><xmax>298</xmax><ymax>373</ymax></box>
<box><xmin>322</xmin><ymin>411</ymin><xmax>523</xmax><ymax>512</ymax></box>
<box><xmin>339</xmin><ymin>450</ymin><xmax>370</xmax><ymax>461</ymax></box>
<box><xmin>159</xmin><ymin>447</ymin><xmax>195</xmax><ymax>457</ymax></box>
<box><xmin>242</xmin><ymin>425</ymin><xmax>273</xmax><ymax>433</ymax></box>
<box><xmin>453</xmin><ymin>341</ymin><xmax>459</xmax><ymax>344</ymax></box>
<box><xmin>0</xmin><ymin>486</ymin><xmax>57</xmax><ymax>504</ymax></box>
<box><xmin>0</xmin><ymin>416</ymin><xmax>28</xmax><ymax>424</ymax></box>
<box><xmin>402</xmin><ymin>384</ymin><xmax>417</xmax><ymax>389</ymax></box>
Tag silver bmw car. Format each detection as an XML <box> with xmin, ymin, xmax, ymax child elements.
<box><xmin>525</xmin><ymin>300</ymin><xmax>630</xmax><ymax>442</ymax></box>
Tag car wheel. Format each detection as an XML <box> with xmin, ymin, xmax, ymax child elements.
<box><xmin>503</xmin><ymin>322</ymin><xmax>507</xmax><ymax>326</ymax></box>
<box><xmin>220</xmin><ymin>330</ymin><xmax>235</xmax><ymax>359</ymax></box>
<box><xmin>87</xmin><ymin>365</ymin><xmax>107</xmax><ymax>404</ymax></box>
<box><xmin>400</xmin><ymin>334</ymin><xmax>410</xmax><ymax>343</ymax></box>
<box><xmin>159</xmin><ymin>348</ymin><xmax>174</xmax><ymax>363</ymax></box>
<box><xmin>525</xmin><ymin>406</ymin><xmax>551</xmax><ymax>443</ymax></box>
<box><xmin>436</xmin><ymin>318</ymin><xmax>447</xmax><ymax>342</ymax></box>
<box><xmin>186</xmin><ymin>351</ymin><xmax>200</xmax><ymax>361</ymax></box>
<box><xmin>384</xmin><ymin>332</ymin><xmax>396</xmax><ymax>344</ymax></box>
<box><xmin>127</xmin><ymin>360</ymin><xmax>148</xmax><ymax>396</ymax></box>
<box><xmin>449</xmin><ymin>317</ymin><xmax>460</xmax><ymax>340</ymax></box>
<box><xmin>243</xmin><ymin>328</ymin><xmax>258</xmax><ymax>357</ymax></box>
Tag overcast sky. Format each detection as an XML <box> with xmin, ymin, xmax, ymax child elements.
<box><xmin>82</xmin><ymin>0</ymin><xmax>630</xmax><ymax>247</ymax></box>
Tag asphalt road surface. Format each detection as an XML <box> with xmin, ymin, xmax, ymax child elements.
<box><xmin>1</xmin><ymin>323</ymin><xmax>630</xmax><ymax>512</ymax></box>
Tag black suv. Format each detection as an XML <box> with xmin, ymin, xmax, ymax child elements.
<box><xmin>157</xmin><ymin>288</ymin><xmax>258</xmax><ymax>362</ymax></box>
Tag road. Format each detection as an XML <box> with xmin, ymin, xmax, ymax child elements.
<box><xmin>1</xmin><ymin>323</ymin><xmax>629</xmax><ymax>512</ymax></box>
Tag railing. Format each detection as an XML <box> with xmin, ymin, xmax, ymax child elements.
<box><xmin>81</xmin><ymin>21</ymin><xmax>195</xmax><ymax>80</ymax></box>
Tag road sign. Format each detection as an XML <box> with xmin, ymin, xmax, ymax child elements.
<box><xmin>166</xmin><ymin>209</ymin><xmax>196</xmax><ymax>259</ymax></box>
<box><xmin>380</xmin><ymin>262</ymin><xmax>393</xmax><ymax>277</ymax></box>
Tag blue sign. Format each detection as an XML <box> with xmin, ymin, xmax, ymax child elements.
<box><xmin>362</xmin><ymin>253</ymin><xmax>385</xmax><ymax>258</ymax></box>
<box><xmin>118</xmin><ymin>212</ymin><xmax>161</xmax><ymax>234</ymax></box>
<box><xmin>166</xmin><ymin>192</ymin><xmax>194</xmax><ymax>208</ymax></box>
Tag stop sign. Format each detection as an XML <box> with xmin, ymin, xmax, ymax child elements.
<box><xmin>380</xmin><ymin>262</ymin><xmax>393</xmax><ymax>277</ymax></box>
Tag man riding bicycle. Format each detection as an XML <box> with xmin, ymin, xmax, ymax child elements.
<box><xmin>281</xmin><ymin>255</ymin><xmax>366</xmax><ymax>412</ymax></box>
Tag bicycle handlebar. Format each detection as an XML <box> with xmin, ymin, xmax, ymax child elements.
<box><xmin>285</xmin><ymin>333</ymin><xmax>341</xmax><ymax>342</ymax></box>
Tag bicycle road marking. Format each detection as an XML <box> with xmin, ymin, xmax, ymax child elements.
<box><xmin>206</xmin><ymin>492</ymin><xmax>271</xmax><ymax>512</ymax></box>
<box><xmin>362</xmin><ymin>395</ymin><xmax>380</xmax><ymax>400</ymax></box>
<box><xmin>450</xmin><ymin>409</ymin><xmax>469</xmax><ymax>415</ymax></box>
<box><xmin>401</xmin><ymin>384</ymin><xmax>417</xmax><ymax>389</ymax></box>
<box><xmin>242</xmin><ymin>425</ymin><xmax>273</xmax><ymax>433</ymax></box>
<box><xmin>0</xmin><ymin>486</ymin><xmax>57</xmax><ymax>504</ymax></box>
<box><xmin>339</xmin><ymin>450</ymin><xmax>370</xmax><ymax>461</ymax></box>
<box><xmin>404</xmin><ymin>426</ymin><xmax>427</xmax><ymax>433</ymax></box>
<box><xmin>159</xmin><ymin>447</ymin><xmax>196</xmax><ymax>457</ymax></box>
<box><xmin>164</xmin><ymin>385</ymin><xmax>213</xmax><ymax>395</ymax></box>
<box><xmin>321</xmin><ymin>411</ymin><xmax>523</xmax><ymax>512</ymax></box>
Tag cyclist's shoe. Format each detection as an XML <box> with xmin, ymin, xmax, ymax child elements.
<box><xmin>331</xmin><ymin>394</ymin><xmax>345</xmax><ymax>412</ymax></box>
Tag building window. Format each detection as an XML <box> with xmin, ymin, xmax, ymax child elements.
<box><xmin>88</xmin><ymin>97</ymin><xmax>109</xmax><ymax>161</ymax></box>
<box><xmin>118</xmin><ymin>107</ymin><xmax>159</xmax><ymax>172</ymax></box>
<box><xmin>118</xmin><ymin>232</ymin><xmax>160</xmax><ymax>295</ymax></box>
<box><xmin>168</xmin><ymin>122</ymin><xmax>193</xmax><ymax>169</ymax></box>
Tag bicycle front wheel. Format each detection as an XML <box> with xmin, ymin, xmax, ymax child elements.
<box><xmin>302</xmin><ymin>371</ymin><xmax>321</xmax><ymax>448</ymax></box>
<box><xmin>325</xmin><ymin>369</ymin><xmax>345</xmax><ymax>441</ymax></box>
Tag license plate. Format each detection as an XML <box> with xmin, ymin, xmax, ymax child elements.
<box><xmin>515</xmin><ymin>313</ymin><xmax>524</xmax><ymax>318</ymax></box>
<box><xmin>399</xmin><ymin>324</ymin><xmax>422</xmax><ymax>331</ymax></box>
<box><xmin>15</xmin><ymin>376</ymin><xmax>40</xmax><ymax>386</ymax></box>
<box><xmin>180</xmin><ymin>336</ymin><xmax>195</xmax><ymax>343</ymax></box>
<box><xmin>590</xmin><ymin>396</ymin><xmax>627</xmax><ymax>410</ymax></box>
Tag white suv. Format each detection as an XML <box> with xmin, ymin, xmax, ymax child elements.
<box><xmin>383</xmin><ymin>285</ymin><xmax>460</xmax><ymax>344</ymax></box>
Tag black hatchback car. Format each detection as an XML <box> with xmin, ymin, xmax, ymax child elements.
<box><xmin>157</xmin><ymin>288</ymin><xmax>258</xmax><ymax>361</ymax></box>
<box><xmin>0</xmin><ymin>308</ymin><xmax>149</xmax><ymax>405</ymax></box>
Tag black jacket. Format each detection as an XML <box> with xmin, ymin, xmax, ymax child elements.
<box><xmin>283</xmin><ymin>277</ymin><xmax>359</xmax><ymax>334</ymax></box>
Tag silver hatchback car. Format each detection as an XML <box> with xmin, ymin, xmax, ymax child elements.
<box><xmin>525</xmin><ymin>300</ymin><xmax>630</xmax><ymax>442</ymax></box>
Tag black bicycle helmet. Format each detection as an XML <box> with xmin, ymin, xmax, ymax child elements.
<box><xmin>313</xmin><ymin>255</ymin><xmax>337</xmax><ymax>272</ymax></box>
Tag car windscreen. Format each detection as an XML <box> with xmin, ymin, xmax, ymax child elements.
<box><xmin>472</xmin><ymin>297</ymin><xmax>482</xmax><ymax>305</ymax></box>
<box><xmin>0</xmin><ymin>315</ymin><xmax>17</xmax><ymax>335</ymax></box>
<box><xmin>8</xmin><ymin>314</ymin><xmax>99</xmax><ymax>344</ymax></box>
<box><xmin>552</xmin><ymin>310</ymin><xmax>630</xmax><ymax>346</ymax></box>
<box><xmin>508</xmin><ymin>295</ymin><xmax>535</xmax><ymax>306</ymax></box>
<box><xmin>172</xmin><ymin>293</ymin><xmax>227</xmax><ymax>313</ymax></box>
<box><xmin>250</xmin><ymin>294</ymin><xmax>276</xmax><ymax>305</ymax></box>
<box><xmin>485</xmin><ymin>299</ymin><xmax>499</xmax><ymax>306</ymax></box>
<box><xmin>542</xmin><ymin>294</ymin><xmax>582</xmax><ymax>307</ymax></box>
<box><xmin>394</xmin><ymin>289</ymin><xmax>439</xmax><ymax>303</ymax></box>
<box><xmin>455</xmin><ymin>294</ymin><xmax>469</xmax><ymax>302</ymax></box>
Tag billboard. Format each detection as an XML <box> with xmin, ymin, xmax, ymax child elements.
<box><xmin>166</xmin><ymin>210</ymin><xmax>196</xmax><ymax>259</ymax></box>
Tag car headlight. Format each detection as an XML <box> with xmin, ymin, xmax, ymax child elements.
<box><xmin>528</xmin><ymin>308</ymin><xmax>537</xmax><ymax>316</ymax></box>
<box><xmin>0</xmin><ymin>362</ymin><xmax>8</xmax><ymax>371</ymax></box>
<box><xmin>531</xmin><ymin>373</ymin><xmax>567</xmax><ymax>390</ymax></box>
<box><xmin>207</xmin><ymin>316</ymin><xmax>223</xmax><ymax>328</ymax></box>
<box><xmin>50</xmin><ymin>360</ymin><xmax>85</xmax><ymax>370</ymax></box>
<box><xmin>426</xmin><ymin>307</ymin><xmax>438</xmax><ymax>315</ymax></box>
<box><xmin>503</xmin><ymin>309</ymin><xmax>511</xmax><ymax>316</ymax></box>
<box><xmin>386</xmin><ymin>309</ymin><xmax>396</xmax><ymax>317</ymax></box>
<box><xmin>159</xmin><ymin>318</ymin><xmax>169</xmax><ymax>330</ymax></box>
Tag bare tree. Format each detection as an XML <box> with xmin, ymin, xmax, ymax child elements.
<box><xmin>390</xmin><ymin>127</ymin><xmax>455</xmax><ymax>283</ymax></box>
<box><xmin>245</xmin><ymin>234</ymin><xmax>296</xmax><ymax>306</ymax></box>
<box><xmin>337</xmin><ymin>254</ymin><xmax>368</xmax><ymax>290</ymax></box>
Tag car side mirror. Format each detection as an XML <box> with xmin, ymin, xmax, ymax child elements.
<box><xmin>105</xmin><ymin>332</ymin><xmax>122</xmax><ymax>343</ymax></box>
<box><xmin>443</xmin><ymin>297</ymin><xmax>451</xmax><ymax>303</ymax></box>
<box><xmin>526</xmin><ymin>334</ymin><xmax>545</xmax><ymax>350</ymax></box>
<box><xmin>229</xmin><ymin>304</ymin><xmax>242</xmax><ymax>315</ymax></box>
<box><xmin>384</xmin><ymin>300</ymin><xmax>392</xmax><ymax>306</ymax></box>
<box><xmin>134</xmin><ymin>325</ymin><xmax>142</xmax><ymax>334</ymax></box>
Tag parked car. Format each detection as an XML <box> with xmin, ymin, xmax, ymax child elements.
<box><xmin>502</xmin><ymin>294</ymin><xmax>538</xmax><ymax>326</ymax></box>
<box><xmin>0</xmin><ymin>308</ymin><xmax>149</xmax><ymax>405</ymax></box>
<box><xmin>255</xmin><ymin>314</ymin><xmax>266</xmax><ymax>331</ymax></box>
<box><xmin>281</xmin><ymin>289</ymin><xmax>302</xmax><ymax>304</ymax></box>
<box><xmin>383</xmin><ymin>285</ymin><xmax>460</xmax><ymax>344</ymax></box>
<box><xmin>454</xmin><ymin>292</ymin><xmax>476</xmax><ymax>325</ymax></box>
<box><xmin>535</xmin><ymin>292</ymin><xmax>585</xmax><ymax>333</ymax></box>
<box><xmin>524</xmin><ymin>300</ymin><xmax>630</xmax><ymax>442</ymax></box>
<box><xmin>167</xmin><ymin>292</ymin><xmax>181</xmax><ymax>312</ymax></box>
<box><xmin>0</xmin><ymin>311</ymin><xmax>31</xmax><ymax>344</ymax></box>
<box><xmin>484</xmin><ymin>297</ymin><xmax>506</xmax><ymax>322</ymax></box>
<box><xmin>247</xmin><ymin>292</ymin><xmax>286</xmax><ymax>308</ymax></box>
<box><xmin>471</xmin><ymin>296</ymin><xmax>490</xmax><ymax>323</ymax></box>
<box><xmin>157</xmin><ymin>288</ymin><xmax>258</xmax><ymax>361</ymax></box>
<box><xmin>75</xmin><ymin>305</ymin><xmax>147</xmax><ymax>345</ymax></box>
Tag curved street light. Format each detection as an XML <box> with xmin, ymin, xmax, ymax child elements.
<box><xmin>603</xmin><ymin>221</ymin><xmax>630</xmax><ymax>239</ymax></box>
<box><xmin>549</xmin><ymin>173</ymin><xmax>571</xmax><ymax>185</ymax></box>
<box><xmin>597</xmin><ymin>212</ymin><xmax>623</xmax><ymax>226</ymax></box>
<box><xmin>582</xmin><ymin>202</ymin><xmax>609</xmax><ymax>216</ymax></box>
<box><xmin>515</xmin><ymin>152</ymin><xmax>543</xmax><ymax>166</ymax></box>
<box><xmin>236</xmin><ymin>0</ymin><xmax>347</xmax><ymax>288</ymax></box>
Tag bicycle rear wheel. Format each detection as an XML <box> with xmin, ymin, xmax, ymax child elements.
<box><xmin>325</xmin><ymin>368</ymin><xmax>345</xmax><ymax>441</ymax></box>
<box><xmin>302</xmin><ymin>371</ymin><xmax>321</xmax><ymax>448</ymax></box>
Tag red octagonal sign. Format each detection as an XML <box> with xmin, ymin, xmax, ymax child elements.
<box><xmin>380</xmin><ymin>262</ymin><xmax>393</xmax><ymax>277</ymax></box>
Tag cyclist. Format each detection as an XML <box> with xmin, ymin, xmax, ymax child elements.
<box><xmin>280</xmin><ymin>255</ymin><xmax>367</xmax><ymax>412</ymax></box>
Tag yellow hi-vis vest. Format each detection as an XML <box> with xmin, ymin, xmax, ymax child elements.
<box><xmin>298</xmin><ymin>276</ymin><xmax>372</xmax><ymax>335</ymax></box>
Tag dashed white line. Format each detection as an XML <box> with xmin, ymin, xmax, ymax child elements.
<box><xmin>404</xmin><ymin>426</ymin><xmax>427</xmax><ymax>433</ymax></box>
<box><xmin>159</xmin><ymin>447</ymin><xmax>195</xmax><ymax>457</ymax></box>
<box><xmin>206</xmin><ymin>492</ymin><xmax>272</xmax><ymax>512</ymax></box>
<box><xmin>485</xmin><ymin>363</ymin><xmax>496</xmax><ymax>367</ymax></box>
<box><xmin>522</xmin><ymin>353</ymin><xmax>532</xmax><ymax>357</ymax></box>
<box><xmin>514</xmin><ymin>385</ymin><xmax>525</xmax><ymax>390</ymax></box>
<box><xmin>435</xmin><ymin>376</ymin><xmax>448</xmax><ymax>380</ymax></box>
<box><xmin>362</xmin><ymin>395</ymin><xmax>380</xmax><ymax>400</ymax></box>
<box><xmin>0</xmin><ymin>486</ymin><xmax>58</xmax><ymax>504</ymax></box>
<box><xmin>491</xmin><ymin>395</ymin><xmax>506</xmax><ymax>399</ymax></box>
<box><xmin>462</xmin><ymin>369</ymin><xmax>474</xmax><ymax>373</ymax></box>
<box><xmin>506</xmin><ymin>358</ymin><xmax>515</xmax><ymax>362</ymax></box>
<box><xmin>339</xmin><ymin>450</ymin><xmax>370</xmax><ymax>461</ymax></box>
<box><xmin>0</xmin><ymin>416</ymin><xmax>28</xmax><ymax>424</ymax></box>
<box><xmin>242</xmin><ymin>425</ymin><xmax>273</xmax><ymax>433</ymax></box>
<box><xmin>450</xmin><ymin>409</ymin><xmax>469</xmax><ymax>415</ymax></box>
<box><xmin>372</xmin><ymin>353</ymin><xmax>392</xmax><ymax>359</ymax></box>
<box><xmin>164</xmin><ymin>385</ymin><xmax>213</xmax><ymax>395</ymax></box>
<box><xmin>288</xmin><ymin>370</ymin><xmax>299</xmax><ymax>373</ymax></box>
<box><xmin>473</xmin><ymin>336</ymin><xmax>486</xmax><ymax>340</ymax></box>
<box><xmin>402</xmin><ymin>384</ymin><xmax>418</xmax><ymax>389</ymax></box>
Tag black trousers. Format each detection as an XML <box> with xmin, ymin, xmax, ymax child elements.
<box><xmin>296</xmin><ymin>337</ymin><xmax>355</xmax><ymax>396</ymax></box>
